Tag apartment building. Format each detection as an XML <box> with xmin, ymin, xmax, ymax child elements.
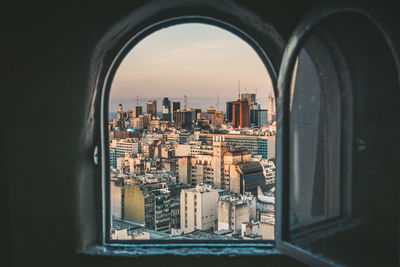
<box><xmin>180</xmin><ymin>184</ymin><xmax>219</xmax><ymax>233</ymax></box>
<box><xmin>199</xmin><ymin>133</ymin><xmax>275</xmax><ymax>159</ymax></box>
<box><xmin>124</xmin><ymin>183</ymin><xmax>171</xmax><ymax>233</ymax></box>
<box><xmin>217</xmin><ymin>193</ymin><xmax>256</xmax><ymax>235</ymax></box>
<box><xmin>110</xmin><ymin>138</ymin><xmax>140</xmax><ymax>158</ymax></box>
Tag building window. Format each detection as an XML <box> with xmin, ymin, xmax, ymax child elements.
<box><xmin>275</xmin><ymin>3</ymin><xmax>399</xmax><ymax>266</ymax></box>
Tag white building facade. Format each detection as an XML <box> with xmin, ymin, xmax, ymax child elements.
<box><xmin>180</xmin><ymin>184</ymin><xmax>219</xmax><ymax>233</ymax></box>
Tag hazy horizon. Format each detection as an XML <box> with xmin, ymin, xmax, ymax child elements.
<box><xmin>109</xmin><ymin>23</ymin><xmax>274</xmax><ymax>112</ymax></box>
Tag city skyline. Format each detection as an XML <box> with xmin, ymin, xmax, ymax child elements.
<box><xmin>110</xmin><ymin>23</ymin><xmax>273</xmax><ymax>112</ymax></box>
<box><xmin>108</xmin><ymin>23</ymin><xmax>277</xmax><ymax>241</ymax></box>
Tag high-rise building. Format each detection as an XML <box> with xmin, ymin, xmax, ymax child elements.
<box><xmin>170</xmin><ymin>101</ymin><xmax>180</xmax><ymax>122</ymax></box>
<box><xmin>132</xmin><ymin>105</ymin><xmax>142</xmax><ymax>118</ymax></box>
<box><xmin>110</xmin><ymin>138</ymin><xmax>139</xmax><ymax>158</ymax></box>
<box><xmin>211</xmin><ymin>111</ymin><xmax>225</xmax><ymax>127</ymax></box>
<box><xmin>232</xmin><ymin>99</ymin><xmax>249</xmax><ymax>128</ymax></box>
<box><xmin>199</xmin><ymin>133</ymin><xmax>276</xmax><ymax>159</ymax></box>
<box><xmin>116</xmin><ymin>104</ymin><xmax>126</xmax><ymax>129</ymax></box>
<box><xmin>180</xmin><ymin>184</ymin><xmax>219</xmax><ymax>233</ymax></box>
<box><xmin>162</xmin><ymin>97</ymin><xmax>171</xmax><ymax>121</ymax></box>
<box><xmin>131</xmin><ymin>116</ymin><xmax>144</xmax><ymax>129</ymax></box>
<box><xmin>175</xmin><ymin>109</ymin><xmax>193</xmax><ymax>129</ymax></box>
<box><xmin>170</xmin><ymin>202</ymin><xmax>180</xmax><ymax>230</ymax></box>
<box><xmin>256</xmin><ymin>109</ymin><xmax>268</xmax><ymax>127</ymax></box>
<box><xmin>267</xmin><ymin>93</ymin><xmax>274</xmax><ymax>123</ymax></box>
<box><xmin>117</xmin><ymin>104</ymin><xmax>123</xmax><ymax>120</ymax></box>
<box><xmin>176</xmin><ymin>137</ymin><xmax>258</xmax><ymax>191</ymax></box>
<box><xmin>249</xmin><ymin>104</ymin><xmax>260</xmax><ymax>126</ymax></box>
<box><xmin>226</xmin><ymin>101</ymin><xmax>233</xmax><ymax>123</ymax></box>
<box><xmin>217</xmin><ymin>193</ymin><xmax>256</xmax><ymax>234</ymax></box>
<box><xmin>241</xmin><ymin>93</ymin><xmax>256</xmax><ymax>103</ymax></box>
<box><xmin>124</xmin><ymin>183</ymin><xmax>171</xmax><ymax>233</ymax></box>
<box><xmin>109</xmin><ymin>148</ymin><xmax>117</xmax><ymax>169</ymax></box>
<box><xmin>147</xmin><ymin>100</ymin><xmax>157</xmax><ymax>118</ymax></box>
<box><xmin>177</xmin><ymin>156</ymin><xmax>191</xmax><ymax>184</ymax></box>
<box><xmin>194</xmin><ymin>109</ymin><xmax>201</xmax><ymax>122</ymax></box>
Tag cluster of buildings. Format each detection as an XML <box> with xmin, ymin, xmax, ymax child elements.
<box><xmin>226</xmin><ymin>93</ymin><xmax>275</xmax><ymax>128</ymax></box>
<box><xmin>109</xmin><ymin>93</ymin><xmax>276</xmax><ymax>240</ymax></box>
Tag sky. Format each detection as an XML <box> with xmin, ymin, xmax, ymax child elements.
<box><xmin>110</xmin><ymin>23</ymin><xmax>273</xmax><ymax>112</ymax></box>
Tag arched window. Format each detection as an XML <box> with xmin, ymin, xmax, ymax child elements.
<box><xmin>276</xmin><ymin>2</ymin><xmax>400</xmax><ymax>266</ymax></box>
<box><xmin>90</xmin><ymin>0</ymin><xmax>285</xmax><ymax>254</ymax></box>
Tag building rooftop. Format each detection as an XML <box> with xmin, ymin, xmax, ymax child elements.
<box><xmin>185</xmin><ymin>183</ymin><xmax>216</xmax><ymax>193</ymax></box>
<box><xmin>238</xmin><ymin>161</ymin><xmax>262</xmax><ymax>172</ymax></box>
<box><xmin>214</xmin><ymin>229</ymin><xmax>233</xmax><ymax>235</ymax></box>
<box><xmin>224</xmin><ymin>148</ymin><xmax>251</xmax><ymax>156</ymax></box>
<box><xmin>112</xmin><ymin>218</ymin><xmax>171</xmax><ymax>240</ymax></box>
<box><xmin>180</xmin><ymin>230</ymin><xmax>238</xmax><ymax>240</ymax></box>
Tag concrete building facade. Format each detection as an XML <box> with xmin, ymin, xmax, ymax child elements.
<box><xmin>111</xmin><ymin>138</ymin><xmax>140</xmax><ymax>158</ymax></box>
<box><xmin>180</xmin><ymin>184</ymin><xmax>219</xmax><ymax>233</ymax></box>
<box><xmin>217</xmin><ymin>193</ymin><xmax>256</xmax><ymax>235</ymax></box>
<box><xmin>200</xmin><ymin>133</ymin><xmax>275</xmax><ymax>159</ymax></box>
<box><xmin>146</xmin><ymin>100</ymin><xmax>157</xmax><ymax>118</ymax></box>
<box><xmin>124</xmin><ymin>184</ymin><xmax>171</xmax><ymax>233</ymax></box>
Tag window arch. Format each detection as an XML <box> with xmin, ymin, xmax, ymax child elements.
<box><xmin>276</xmin><ymin>2</ymin><xmax>400</xmax><ymax>265</ymax></box>
<box><xmin>88</xmin><ymin>0</ymin><xmax>285</xmax><ymax>247</ymax></box>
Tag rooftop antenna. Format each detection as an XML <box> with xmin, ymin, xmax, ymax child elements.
<box><xmin>238</xmin><ymin>79</ymin><xmax>240</xmax><ymax>99</ymax></box>
<box><xmin>217</xmin><ymin>93</ymin><xmax>219</xmax><ymax>111</ymax></box>
<box><xmin>136</xmin><ymin>95</ymin><xmax>139</xmax><ymax>105</ymax></box>
<box><xmin>255</xmin><ymin>88</ymin><xmax>257</xmax><ymax>103</ymax></box>
<box><xmin>184</xmin><ymin>94</ymin><xmax>187</xmax><ymax>109</ymax></box>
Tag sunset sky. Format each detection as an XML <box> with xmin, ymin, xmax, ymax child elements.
<box><xmin>109</xmin><ymin>23</ymin><xmax>273</xmax><ymax>112</ymax></box>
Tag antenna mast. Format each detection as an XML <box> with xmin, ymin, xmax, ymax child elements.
<box><xmin>136</xmin><ymin>96</ymin><xmax>139</xmax><ymax>105</ymax></box>
<box><xmin>184</xmin><ymin>95</ymin><xmax>187</xmax><ymax>109</ymax></box>
<box><xmin>238</xmin><ymin>79</ymin><xmax>240</xmax><ymax>99</ymax></box>
<box><xmin>217</xmin><ymin>93</ymin><xmax>219</xmax><ymax>111</ymax></box>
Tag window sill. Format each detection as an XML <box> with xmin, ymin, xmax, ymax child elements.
<box><xmin>80</xmin><ymin>243</ymin><xmax>280</xmax><ymax>257</ymax></box>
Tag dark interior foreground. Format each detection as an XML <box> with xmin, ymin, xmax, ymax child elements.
<box><xmin>1</xmin><ymin>1</ymin><xmax>398</xmax><ymax>266</ymax></box>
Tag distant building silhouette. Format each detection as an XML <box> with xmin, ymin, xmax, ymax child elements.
<box><xmin>162</xmin><ymin>97</ymin><xmax>171</xmax><ymax>121</ymax></box>
<box><xmin>147</xmin><ymin>100</ymin><xmax>157</xmax><ymax>118</ymax></box>
<box><xmin>132</xmin><ymin>105</ymin><xmax>142</xmax><ymax>118</ymax></box>
<box><xmin>170</xmin><ymin>101</ymin><xmax>180</xmax><ymax>122</ymax></box>
<box><xmin>226</xmin><ymin>101</ymin><xmax>233</xmax><ymax>123</ymax></box>
<box><xmin>175</xmin><ymin>109</ymin><xmax>193</xmax><ymax>129</ymax></box>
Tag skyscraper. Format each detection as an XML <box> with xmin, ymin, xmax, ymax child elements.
<box><xmin>226</xmin><ymin>101</ymin><xmax>233</xmax><ymax>123</ymax></box>
<box><xmin>232</xmin><ymin>99</ymin><xmax>249</xmax><ymax>128</ymax></box>
<box><xmin>194</xmin><ymin>108</ymin><xmax>201</xmax><ymax>122</ymax></box>
<box><xmin>256</xmin><ymin>109</ymin><xmax>268</xmax><ymax>127</ymax></box>
<box><xmin>147</xmin><ymin>100</ymin><xmax>157</xmax><ymax>118</ymax></box>
<box><xmin>249</xmin><ymin>104</ymin><xmax>260</xmax><ymax>126</ymax></box>
<box><xmin>175</xmin><ymin>109</ymin><xmax>193</xmax><ymax>129</ymax></box>
<box><xmin>162</xmin><ymin>97</ymin><xmax>171</xmax><ymax>121</ymax></box>
<box><xmin>132</xmin><ymin>105</ymin><xmax>142</xmax><ymax>118</ymax></box>
<box><xmin>170</xmin><ymin>101</ymin><xmax>180</xmax><ymax>122</ymax></box>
